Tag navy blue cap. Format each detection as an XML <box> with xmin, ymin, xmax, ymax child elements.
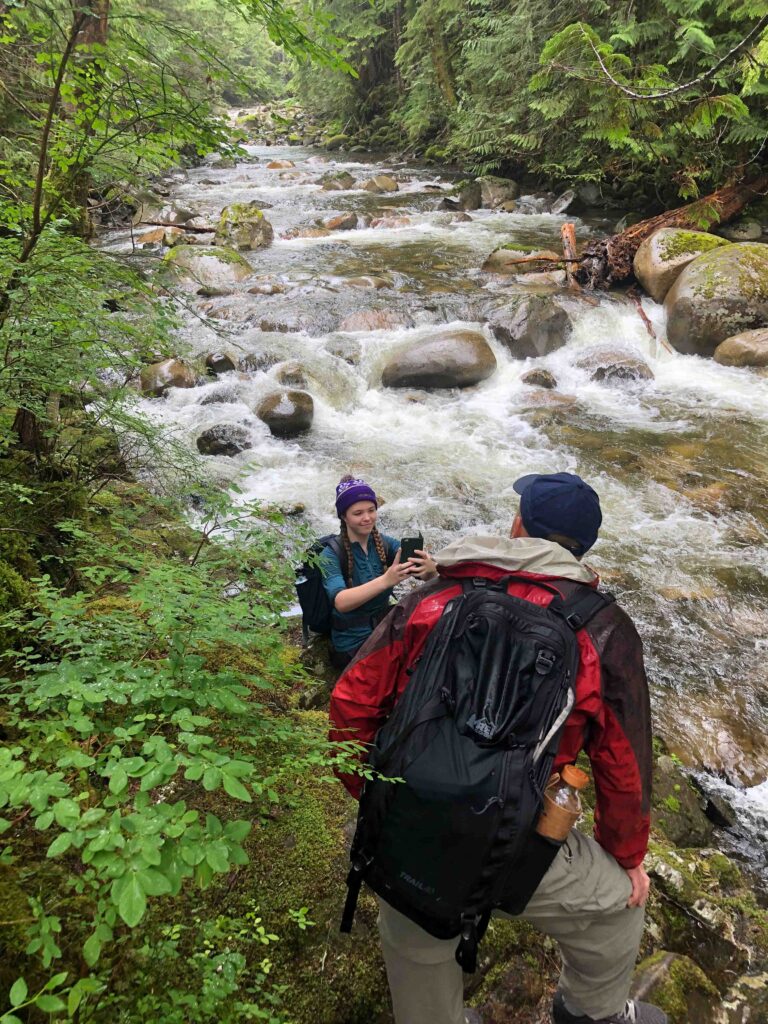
<box><xmin>513</xmin><ymin>472</ymin><xmax>602</xmax><ymax>556</ymax></box>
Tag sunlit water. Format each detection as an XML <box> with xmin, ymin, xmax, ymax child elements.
<box><xmin>103</xmin><ymin>142</ymin><xmax>768</xmax><ymax>864</ymax></box>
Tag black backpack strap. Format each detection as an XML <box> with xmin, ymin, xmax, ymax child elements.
<box><xmin>551</xmin><ymin>587</ymin><xmax>615</xmax><ymax>632</ymax></box>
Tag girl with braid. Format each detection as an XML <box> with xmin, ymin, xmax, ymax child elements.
<box><xmin>321</xmin><ymin>475</ymin><xmax>437</xmax><ymax>670</ymax></box>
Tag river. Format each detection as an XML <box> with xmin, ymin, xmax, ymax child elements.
<box><xmin>103</xmin><ymin>141</ymin><xmax>768</xmax><ymax>876</ymax></box>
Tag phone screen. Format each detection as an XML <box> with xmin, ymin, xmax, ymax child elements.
<box><xmin>400</xmin><ymin>534</ymin><xmax>424</xmax><ymax>562</ymax></box>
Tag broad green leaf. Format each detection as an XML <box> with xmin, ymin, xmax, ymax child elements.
<box><xmin>117</xmin><ymin>873</ymin><xmax>147</xmax><ymax>927</ymax></box>
<box><xmin>47</xmin><ymin>833</ymin><xmax>73</xmax><ymax>858</ymax></box>
<box><xmin>222</xmin><ymin>774</ymin><xmax>251</xmax><ymax>802</ymax></box>
<box><xmin>10</xmin><ymin>978</ymin><xmax>28</xmax><ymax>1007</ymax></box>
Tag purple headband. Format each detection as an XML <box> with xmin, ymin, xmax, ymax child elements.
<box><xmin>335</xmin><ymin>477</ymin><xmax>378</xmax><ymax>517</ymax></box>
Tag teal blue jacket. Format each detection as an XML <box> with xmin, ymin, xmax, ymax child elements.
<box><xmin>320</xmin><ymin>534</ymin><xmax>400</xmax><ymax>653</ymax></box>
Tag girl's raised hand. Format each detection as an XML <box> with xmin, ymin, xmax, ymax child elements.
<box><xmin>406</xmin><ymin>549</ymin><xmax>438</xmax><ymax>580</ymax></box>
<box><xmin>383</xmin><ymin>548</ymin><xmax>418</xmax><ymax>587</ymax></box>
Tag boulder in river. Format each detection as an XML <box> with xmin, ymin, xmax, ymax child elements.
<box><xmin>633</xmin><ymin>228</ymin><xmax>728</xmax><ymax>303</ymax></box>
<box><xmin>381</xmin><ymin>329</ymin><xmax>497</xmax><ymax>389</ymax></box>
<box><xmin>719</xmin><ymin>218</ymin><xmax>763</xmax><ymax>241</ymax></box>
<box><xmin>256</xmin><ymin>389</ymin><xmax>314</xmax><ymax>437</ymax></box>
<box><xmin>713</xmin><ymin>327</ymin><xmax>768</xmax><ymax>367</ymax></box>
<box><xmin>214</xmin><ymin>202</ymin><xmax>274</xmax><ymax>250</ymax></box>
<box><xmin>131</xmin><ymin>191</ymin><xmax>197</xmax><ymax>227</ymax></box>
<box><xmin>338</xmin><ymin>309</ymin><xmax>412</xmax><ymax>332</ymax></box>
<box><xmin>319</xmin><ymin>170</ymin><xmax>355</xmax><ymax>191</ymax></box>
<box><xmin>664</xmin><ymin>242</ymin><xmax>768</xmax><ymax>356</ymax></box>
<box><xmin>205</xmin><ymin>352</ymin><xmax>236</xmax><ymax>375</ymax></box>
<box><xmin>266</xmin><ymin>159</ymin><xmax>295</xmax><ymax>169</ymax></box>
<box><xmin>488</xmin><ymin>294</ymin><xmax>574</xmax><ymax>358</ymax></box>
<box><xmin>521</xmin><ymin>368</ymin><xmax>557</xmax><ymax>389</ymax></box>
<box><xmin>361</xmin><ymin>175</ymin><xmax>399</xmax><ymax>193</ymax></box>
<box><xmin>482</xmin><ymin>247</ymin><xmax>561</xmax><ymax>274</ymax></box>
<box><xmin>196</xmin><ymin>424</ymin><xmax>252</xmax><ymax>457</ymax></box>
<box><xmin>140</xmin><ymin>358</ymin><xmax>197</xmax><ymax>397</ymax></box>
<box><xmin>163</xmin><ymin>245</ymin><xmax>252</xmax><ymax>295</ymax></box>
<box><xmin>477</xmin><ymin>175</ymin><xmax>519</xmax><ymax>208</ymax></box>
<box><xmin>323</xmin><ymin>213</ymin><xmax>358</xmax><ymax>231</ymax></box>
<box><xmin>371</xmin><ymin>216</ymin><xmax>411</xmax><ymax>229</ymax></box>
<box><xmin>575</xmin><ymin>346</ymin><xmax>654</xmax><ymax>383</ymax></box>
<box><xmin>274</xmin><ymin>360</ymin><xmax>308</xmax><ymax>387</ymax></box>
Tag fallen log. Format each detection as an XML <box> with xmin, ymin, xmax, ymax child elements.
<box><xmin>575</xmin><ymin>174</ymin><xmax>768</xmax><ymax>289</ymax></box>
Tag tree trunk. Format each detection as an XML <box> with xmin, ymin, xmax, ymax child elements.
<box><xmin>576</xmin><ymin>175</ymin><xmax>768</xmax><ymax>289</ymax></box>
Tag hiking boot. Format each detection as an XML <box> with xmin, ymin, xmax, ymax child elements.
<box><xmin>552</xmin><ymin>990</ymin><xmax>668</xmax><ymax>1024</ymax></box>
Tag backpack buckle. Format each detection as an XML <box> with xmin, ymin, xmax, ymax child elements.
<box><xmin>472</xmin><ymin>577</ymin><xmax>489</xmax><ymax>588</ymax></box>
<box><xmin>535</xmin><ymin>649</ymin><xmax>556</xmax><ymax>674</ymax></box>
<box><xmin>565</xmin><ymin>611</ymin><xmax>584</xmax><ymax>629</ymax></box>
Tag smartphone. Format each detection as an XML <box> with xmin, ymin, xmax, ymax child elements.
<box><xmin>399</xmin><ymin>534</ymin><xmax>424</xmax><ymax>563</ymax></box>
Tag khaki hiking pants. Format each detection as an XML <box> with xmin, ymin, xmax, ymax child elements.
<box><xmin>377</xmin><ymin>829</ymin><xmax>645</xmax><ymax>1024</ymax></box>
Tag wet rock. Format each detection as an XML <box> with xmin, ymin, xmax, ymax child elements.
<box><xmin>283</xmin><ymin>226</ymin><xmax>331</xmax><ymax>239</ymax></box>
<box><xmin>266</xmin><ymin>159</ymin><xmax>295</xmax><ymax>169</ymax></box>
<box><xmin>196</xmin><ymin>424</ymin><xmax>252</xmax><ymax>456</ymax></box>
<box><xmin>163</xmin><ymin>245</ymin><xmax>252</xmax><ymax>295</ymax></box>
<box><xmin>713</xmin><ymin>327</ymin><xmax>768</xmax><ymax>367</ymax></box>
<box><xmin>452</xmin><ymin>212</ymin><xmax>473</xmax><ymax>223</ymax></box>
<box><xmin>498</xmin><ymin>200</ymin><xmax>517</xmax><ymax>213</ymax></box>
<box><xmin>131</xmin><ymin>191</ymin><xmax>197</xmax><ymax>227</ymax></box>
<box><xmin>205</xmin><ymin>352</ymin><xmax>236</xmax><ymax>375</ymax></box>
<box><xmin>319</xmin><ymin>171</ymin><xmax>355</xmax><ymax>191</ymax></box>
<box><xmin>575</xmin><ymin>346</ymin><xmax>654</xmax><ymax>383</ymax></box>
<box><xmin>361</xmin><ymin>174</ymin><xmax>399</xmax><ymax>193</ymax></box>
<box><xmin>324</xmin><ymin>133</ymin><xmax>350</xmax><ymax>150</ymax></box>
<box><xmin>521</xmin><ymin>368</ymin><xmax>557</xmax><ymax>389</ymax></box>
<box><xmin>323</xmin><ymin>212</ymin><xmax>358</xmax><ymax>231</ymax></box>
<box><xmin>482</xmin><ymin>247</ymin><xmax>561</xmax><ymax>274</ymax></box>
<box><xmin>652</xmin><ymin>755</ymin><xmax>713</xmax><ymax>847</ymax></box>
<box><xmin>214</xmin><ymin>202</ymin><xmax>274</xmax><ymax>250</ymax></box>
<box><xmin>140</xmin><ymin>359</ymin><xmax>197</xmax><ymax>397</ymax></box>
<box><xmin>326</xmin><ymin>337</ymin><xmax>362</xmax><ymax>365</ymax></box>
<box><xmin>630</xmin><ymin>952</ymin><xmax>719</xmax><ymax>1024</ymax></box>
<box><xmin>256</xmin><ymin>389</ymin><xmax>314</xmax><ymax>436</ymax></box>
<box><xmin>633</xmin><ymin>228</ymin><xmax>728</xmax><ymax>303</ymax></box>
<box><xmin>664</xmin><ymin>243</ymin><xmax>768</xmax><ymax>357</ymax></box>
<box><xmin>274</xmin><ymin>360</ymin><xmax>308</xmax><ymax>387</ymax></box>
<box><xmin>478</xmin><ymin>175</ymin><xmax>519</xmax><ymax>208</ymax></box>
<box><xmin>488</xmin><ymin>294</ymin><xmax>574</xmax><ymax>358</ymax></box>
<box><xmin>342</xmin><ymin>276</ymin><xmax>389</xmax><ymax>289</ymax></box>
<box><xmin>136</xmin><ymin>227</ymin><xmax>175</xmax><ymax>246</ymax></box>
<box><xmin>458</xmin><ymin>181</ymin><xmax>482</xmax><ymax>210</ymax></box>
<box><xmin>702</xmin><ymin>792</ymin><xmax>739</xmax><ymax>830</ymax></box>
<box><xmin>719</xmin><ymin>218</ymin><xmax>763</xmax><ymax>242</ymax></box>
<box><xmin>186</xmin><ymin>215</ymin><xmax>218</xmax><ymax>231</ymax></box>
<box><xmin>517</xmin><ymin>390</ymin><xmax>578</xmax><ymax>416</ymax></box>
<box><xmin>550</xmin><ymin>189</ymin><xmax>576</xmax><ymax>215</ymax></box>
<box><xmin>338</xmin><ymin>309</ymin><xmax>412</xmax><ymax>332</ymax></box>
<box><xmin>371</xmin><ymin>216</ymin><xmax>412</xmax><ymax>229</ymax></box>
<box><xmin>382</xmin><ymin>329</ymin><xmax>497</xmax><ymax>389</ymax></box>
<box><xmin>199</xmin><ymin>385</ymin><xmax>239</xmax><ymax>405</ymax></box>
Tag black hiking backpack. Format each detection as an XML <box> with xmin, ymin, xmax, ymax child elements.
<box><xmin>295</xmin><ymin>534</ymin><xmax>396</xmax><ymax>641</ymax></box>
<box><xmin>340</xmin><ymin>575</ymin><xmax>614</xmax><ymax>971</ymax></box>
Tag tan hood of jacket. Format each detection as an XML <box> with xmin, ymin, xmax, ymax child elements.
<box><xmin>433</xmin><ymin>534</ymin><xmax>597</xmax><ymax>584</ymax></box>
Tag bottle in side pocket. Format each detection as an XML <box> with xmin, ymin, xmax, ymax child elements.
<box><xmin>535</xmin><ymin>764</ymin><xmax>589</xmax><ymax>842</ymax></box>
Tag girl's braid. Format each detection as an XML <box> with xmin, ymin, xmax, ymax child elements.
<box><xmin>338</xmin><ymin>518</ymin><xmax>354</xmax><ymax>585</ymax></box>
<box><xmin>371</xmin><ymin>526</ymin><xmax>388</xmax><ymax>570</ymax></box>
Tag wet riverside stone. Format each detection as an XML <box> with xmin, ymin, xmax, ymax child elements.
<box><xmin>488</xmin><ymin>294</ymin><xmax>574</xmax><ymax>357</ymax></box>
<box><xmin>382</xmin><ymin>329</ymin><xmax>496</xmax><ymax>389</ymax></box>
<box><xmin>256</xmin><ymin>389</ymin><xmax>314</xmax><ymax>436</ymax></box>
<box><xmin>575</xmin><ymin>346</ymin><xmax>655</xmax><ymax>383</ymax></box>
<box><xmin>214</xmin><ymin>201</ymin><xmax>274</xmax><ymax>250</ymax></box>
<box><xmin>521</xmin><ymin>368</ymin><xmax>557</xmax><ymax>389</ymax></box>
<box><xmin>162</xmin><ymin>244</ymin><xmax>252</xmax><ymax>295</ymax></box>
<box><xmin>196</xmin><ymin>424</ymin><xmax>252</xmax><ymax>456</ymax></box>
<box><xmin>140</xmin><ymin>358</ymin><xmax>197</xmax><ymax>396</ymax></box>
<box><xmin>338</xmin><ymin>309</ymin><xmax>412</xmax><ymax>331</ymax></box>
<box><xmin>713</xmin><ymin>327</ymin><xmax>768</xmax><ymax>367</ymax></box>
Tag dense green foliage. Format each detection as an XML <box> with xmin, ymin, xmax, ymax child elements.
<box><xmin>295</xmin><ymin>0</ymin><xmax>768</xmax><ymax>201</ymax></box>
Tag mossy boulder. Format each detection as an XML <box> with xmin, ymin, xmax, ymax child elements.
<box><xmin>256</xmin><ymin>389</ymin><xmax>314</xmax><ymax>436</ymax></box>
<box><xmin>324</xmin><ymin>133</ymin><xmax>351</xmax><ymax>150</ymax></box>
<box><xmin>633</xmin><ymin>228</ymin><xmax>728</xmax><ymax>303</ymax></box>
<box><xmin>162</xmin><ymin>245</ymin><xmax>253</xmax><ymax>295</ymax></box>
<box><xmin>631</xmin><ymin>952</ymin><xmax>719</xmax><ymax>1024</ymax></box>
<box><xmin>664</xmin><ymin>242</ymin><xmax>768</xmax><ymax>357</ymax></box>
<box><xmin>382</xmin><ymin>329</ymin><xmax>497</xmax><ymax>389</ymax></box>
<box><xmin>482</xmin><ymin>248</ymin><xmax>561</xmax><ymax>274</ymax></box>
<box><xmin>214</xmin><ymin>202</ymin><xmax>274</xmax><ymax>250</ymax></box>
<box><xmin>651</xmin><ymin>755</ymin><xmax>713</xmax><ymax>847</ymax></box>
<box><xmin>713</xmin><ymin>326</ymin><xmax>768</xmax><ymax>367</ymax></box>
<box><xmin>319</xmin><ymin>170</ymin><xmax>356</xmax><ymax>191</ymax></box>
<box><xmin>477</xmin><ymin>175</ymin><xmax>519</xmax><ymax>208</ymax></box>
<box><xmin>361</xmin><ymin>175</ymin><xmax>399</xmax><ymax>194</ymax></box>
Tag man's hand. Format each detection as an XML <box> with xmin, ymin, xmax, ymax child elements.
<box><xmin>625</xmin><ymin>863</ymin><xmax>650</xmax><ymax>907</ymax></box>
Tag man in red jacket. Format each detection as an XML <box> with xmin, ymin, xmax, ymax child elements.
<box><xmin>330</xmin><ymin>472</ymin><xmax>666</xmax><ymax>1024</ymax></box>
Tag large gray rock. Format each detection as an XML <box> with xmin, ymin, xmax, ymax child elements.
<box><xmin>488</xmin><ymin>295</ymin><xmax>574</xmax><ymax>358</ymax></box>
<box><xmin>163</xmin><ymin>245</ymin><xmax>252</xmax><ymax>295</ymax></box>
<box><xmin>214</xmin><ymin>202</ymin><xmax>274</xmax><ymax>250</ymax></box>
<box><xmin>140</xmin><ymin>359</ymin><xmax>197</xmax><ymax>397</ymax></box>
<box><xmin>477</xmin><ymin>175</ymin><xmax>519</xmax><ymax>208</ymax></box>
<box><xmin>575</xmin><ymin>346</ymin><xmax>654</xmax><ymax>383</ymax></box>
<box><xmin>633</xmin><ymin>228</ymin><xmax>728</xmax><ymax>303</ymax></box>
<box><xmin>713</xmin><ymin>327</ymin><xmax>768</xmax><ymax>367</ymax></box>
<box><xmin>196</xmin><ymin>425</ymin><xmax>252</xmax><ymax>456</ymax></box>
<box><xmin>256</xmin><ymin>390</ymin><xmax>314</xmax><ymax>437</ymax></box>
<box><xmin>319</xmin><ymin>171</ymin><xmax>356</xmax><ymax>191</ymax></box>
<box><xmin>664</xmin><ymin>243</ymin><xmax>768</xmax><ymax>356</ymax></box>
<box><xmin>719</xmin><ymin>218</ymin><xmax>762</xmax><ymax>241</ymax></box>
<box><xmin>482</xmin><ymin>247</ymin><xmax>561</xmax><ymax>274</ymax></box>
<box><xmin>381</xmin><ymin>330</ymin><xmax>497</xmax><ymax>389</ymax></box>
<box><xmin>361</xmin><ymin>175</ymin><xmax>399</xmax><ymax>193</ymax></box>
<box><xmin>132</xmin><ymin>191</ymin><xmax>197</xmax><ymax>227</ymax></box>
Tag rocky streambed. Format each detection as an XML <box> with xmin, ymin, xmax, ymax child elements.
<box><xmin>101</xmin><ymin>133</ymin><xmax>768</xmax><ymax>1022</ymax></box>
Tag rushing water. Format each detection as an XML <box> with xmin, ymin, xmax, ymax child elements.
<box><xmin>104</xmin><ymin>141</ymin><xmax>768</xmax><ymax>867</ymax></box>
